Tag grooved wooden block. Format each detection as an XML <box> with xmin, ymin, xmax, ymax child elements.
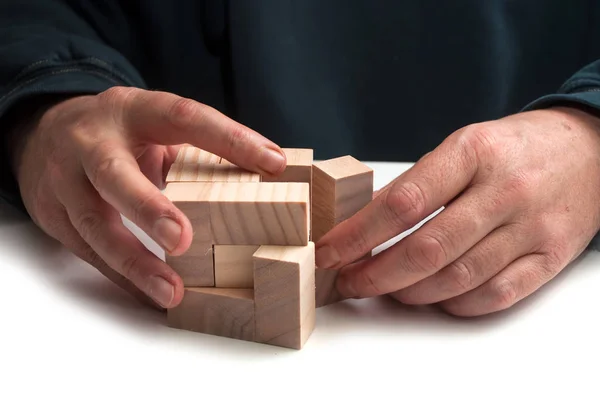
<box><xmin>312</xmin><ymin>156</ymin><xmax>373</xmax><ymax>307</ymax></box>
<box><xmin>167</xmin><ymin>287</ymin><xmax>255</xmax><ymax>341</ymax></box>
<box><xmin>164</xmin><ymin>182</ymin><xmax>310</xmax><ymax>246</ymax></box>
<box><xmin>214</xmin><ymin>245</ymin><xmax>259</xmax><ymax>288</ymax></box>
<box><xmin>253</xmin><ymin>243</ymin><xmax>316</xmax><ymax>350</ymax></box>
<box><xmin>164</xmin><ymin>201</ymin><xmax>214</xmax><ymax>287</ymax></box>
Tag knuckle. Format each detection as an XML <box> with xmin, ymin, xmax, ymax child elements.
<box><xmin>224</xmin><ymin>124</ymin><xmax>251</xmax><ymax>156</ymax></box>
<box><xmin>383</xmin><ymin>181</ymin><xmax>427</xmax><ymax>228</ymax></box>
<box><xmin>119</xmin><ymin>255</ymin><xmax>141</xmax><ymax>282</ymax></box>
<box><xmin>444</xmin><ymin>260</ymin><xmax>474</xmax><ymax>291</ymax></box>
<box><xmin>99</xmin><ymin>86</ymin><xmax>137</xmax><ymax>106</ymax></box>
<box><xmin>129</xmin><ymin>192</ymin><xmax>166</xmax><ymax>225</ymax></box>
<box><xmin>341</xmin><ymin>225</ymin><xmax>372</xmax><ymax>257</ymax></box>
<box><xmin>503</xmin><ymin>171</ymin><xmax>536</xmax><ymax>204</ymax></box>
<box><xmin>404</xmin><ymin>233</ymin><xmax>448</xmax><ymax>274</ymax></box>
<box><xmin>166</xmin><ymin>97</ymin><xmax>202</xmax><ymax>129</ymax></box>
<box><xmin>358</xmin><ymin>269</ymin><xmax>387</xmax><ymax>296</ymax></box>
<box><xmin>489</xmin><ymin>277</ymin><xmax>518</xmax><ymax>311</ymax></box>
<box><xmin>543</xmin><ymin>240</ymin><xmax>570</xmax><ymax>268</ymax></box>
<box><xmin>89</xmin><ymin>155</ymin><xmax>127</xmax><ymax>191</ymax></box>
<box><xmin>461</xmin><ymin>124</ymin><xmax>502</xmax><ymax>163</ymax></box>
<box><xmin>75</xmin><ymin>210</ymin><xmax>105</xmax><ymax>243</ymax></box>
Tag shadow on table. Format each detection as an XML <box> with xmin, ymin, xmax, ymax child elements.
<box><xmin>1</xmin><ymin>199</ymin><xmax>594</xmax><ymax>357</ymax></box>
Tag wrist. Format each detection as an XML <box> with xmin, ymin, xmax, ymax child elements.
<box><xmin>3</xmin><ymin>95</ymin><xmax>77</xmax><ymax>178</ymax></box>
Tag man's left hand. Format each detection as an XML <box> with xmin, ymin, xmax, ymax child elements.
<box><xmin>315</xmin><ymin>106</ymin><xmax>600</xmax><ymax>316</ymax></box>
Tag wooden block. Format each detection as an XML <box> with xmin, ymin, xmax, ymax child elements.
<box><xmin>262</xmin><ymin>148</ymin><xmax>313</xmax><ymax>184</ymax></box>
<box><xmin>166</xmin><ymin>146</ymin><xmax>220</xmax><ymax>182</ymax></box>
<box><xmin>164</xmin><ymin>201</ymin><xmax>214</xmax><ymax>286</ymax></box>
<box><xmin>167</xmin><ymin>287</ymin><xmax>255</xmax><ymax>341</ymax></box>
<box><xmin>165</xmin><ymin>252</ymin><xmax>214</xmax><ymax>287</ymax></box>
<box><xmin>253</xmin><ymin>243</ymin><xmax>316</xmax><ymax>350</ymax></box>
<box><xmin>214</xmin><ymin>245</ymin><xmax>259</xmax><ymax>288</ymax></box>
<box><xmin>262</xmin><ymin>148</ymin><xmax>313</xmax><ymax>238</ymax></box>
<box><xmin>166</xmin><ymin>146</ymin><xmax>260</xmax><ymax>182</ymax></box>
<box><xmin>164</xmin><ymin>182</ymin><xmax>310</xmax><ymax>246</ymax></box>
<box><xmin>312</xmin><ymin>155</ymin><xmax>373</xmax><ymax>307</ymax></box>
<box><xmin>210</xmin><ymin>161</ymin><xmax>261</xmax><ymax>182</ymax></box>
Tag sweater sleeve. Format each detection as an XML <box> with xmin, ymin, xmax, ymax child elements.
<box><xmin>523</xmin><ymin>60</ymin><xmax>600</xmax><ymax>251</ymax></box>
<box><xmin>0</xmin><ymin>0</ymin><xmax>146</xmax><ymax>212</ymax></box>
<box><xmin>522</xmin><ymin>60</ymin><xmax>600</xmax><ymax>115</ymax></box>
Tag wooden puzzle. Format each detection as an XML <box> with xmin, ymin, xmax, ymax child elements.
<box><xmin>164</xmin><ymin>146</ymin><xmax>373</xmax><ymax>349</ymax></box>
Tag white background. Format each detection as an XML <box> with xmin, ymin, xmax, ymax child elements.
<box><xmin>1</xmin><ymin>162</ymin><xmax>598</xmax><ymax>398</ymax></box>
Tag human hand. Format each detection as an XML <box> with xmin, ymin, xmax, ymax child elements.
<box><xmin>9</xmin><ymin>87</ymin><xmax>286</xmax><ymax>309</ymax></box>
<box><xmin>315</xmin><ymin>106</ymin><xmax>600</xmax><ymax>316</ymax></box>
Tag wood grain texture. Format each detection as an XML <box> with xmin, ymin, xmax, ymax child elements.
<box><xmin>262</xmin><ymin>148</ymin><xmax>313</xmax><ymax>184</ymax></box>
<box><xmin>165</xmin><ymin>252</ymin><xmax>214</xmax><ymax>287</ymax></box>
<box><xmin>164</xmin><ymin>182</ymin><xmax>310</xmax><ymax>246</ymax></box>
<box><xmin>262</xmin><ymin>148</ymin><xmax>313</xmax><ymax>238</ymax></box>
<box><xmin>167</xmin><ymin>287</ymin><xmax>255</xmax><ymax>341</ymax></box>
<box><xmin>312</xmin><ymin>155</ymin><xmax>373</xmax><ymax>307</ymax></box>
<box><xmin>166</xmin><ymin>146</ymin><xmax>260</xmax><ymax>182</ymax></box>
<box><xmin>253</xmin><ymin>243</ymin><xmax>315</xmax><ymax>350</ymax></box>
<box><xmin>166</xmin><ymin>146</ymin><xmax>220</xmax><ymax>182</ymax></box>
<box><xmin>163</xmin><ymin>201</ymin><xmax>214</xmax><ymax>287</ymax></box>
<box><xmin>214</xmin><ymin>245</ymin><xmax>259</xmax><ymax>288</ymax></box>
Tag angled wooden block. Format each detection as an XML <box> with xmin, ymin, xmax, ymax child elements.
<box><xmin>312</xmin><ymin>155</ymin><xmax>373</xmax><ymax>307</ymax></box>
<box><xmin>167</xmin><ymin>287</ymin><xmax>255</xmax><ymax>341</ymax></box>
<box><xmin>214</xmin><ymin>245</ymin><xmax>259</xmax><ymax>288</ymax></box>
<box><xmin>164</xmin><ymin>201</ymin><xmax>214</xmax><ymax>287</ymax></box>
<box><xmin>164</xmin><ymin>182</ymin><xmax>310</xmax><ymax>246</ymax></box>
<box><xmin>253</xmin><ymin>243</ymin><xmax>316</xmax><ymax>350</ymax></box>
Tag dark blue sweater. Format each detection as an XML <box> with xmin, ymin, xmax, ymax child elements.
<box><xmin>1</xmin><ymin>0</ymin><xmax>600</xmax><ymax>210</ymax></box>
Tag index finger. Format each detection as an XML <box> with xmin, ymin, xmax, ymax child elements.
<box><xmin>100</xmin><ymin>87</ymin><xmax>287</xmax><ymax>176</ymax></box>
<box><xmin>314</xmin><ymin>133</ymin><xmax>478</xmax><ymax>270</ymax></box>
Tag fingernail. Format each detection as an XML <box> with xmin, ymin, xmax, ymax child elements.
<box><xmin>337</xmin><ymin>275</ymin><xmax>359</xmax><ymax>299</ymax></box>
<box><xmin>315</xmin><ymin>245</ymin><xmax>341</xmax><ymax>268</ymax></box>
<box><xmin>154</xmin><ymin>217</ymin><xmax>181</xmax><ymax>253</ymax></box>
<box><xmin>148</xmin><ymin>276</ymin><xmax>174</xmax><ymax>307</ymax></box>
<box><xmin>259</xmin><ymin>147</ymin><xmax>286</xmax><ymax>175</ymax></box>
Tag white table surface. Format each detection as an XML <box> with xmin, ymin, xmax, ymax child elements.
<box><xmin>1</xmin><ymin>162</ymin><xmax>599</xmax><ymax>398</ymax></box>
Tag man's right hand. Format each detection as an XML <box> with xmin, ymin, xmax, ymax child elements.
<box><xmin>9</xmin><ymin>87</ymin><xmax>287</xmax><ymax>309</ymax></box>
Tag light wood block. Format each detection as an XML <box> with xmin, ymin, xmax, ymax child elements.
<box><xmin>262</xmin><ymin>148</ymin><xmax>313</xmax><ymax>238</ymax></box>
<box><xmin>164</xmin><ymin>201</ymin><xmax>214</xmax><ymax>287</ymax></box>
<box><xmin>166</xmin><ymin>146</ymin><xmax>220</xmax><ymax>182</ymax></box>
<box><xmin>166</xmin><ymin>146</ymin><xmax>260</xmax><ymax>182</ymax></box>
<box><xmin>312</xmin><ymin>155</ymin><xmax>373</xmax><ymax>307</ymax></box>
<box><xmin>167</xmin><ymin>287</ymin><xmax>255</xmax><ymax>341</ymax></box>
<box><xmin>214</xmin><ymin>245</ymin><xmax>259</xmax><ymax>288</ymax></box>
<box><xmin>210</xmin><ymin>162</ymin><xmax>261</xmax><ymax>182</ymax></box>
<box><xmin>262</xmin><ymin>148</ymin><xmax>313</xmax><ymax>184</ymax></box>
<box><xmin>165</xmin><ymin>253</ymin><xmax>214</xmax><ymax>287</ymax></box>
<box><xmin>164</xmin><ymin>182</ymin><xmax>310</xmax><ymax>246</ymax></box>
<box><xmin>253</xmin><ymin>243</ymin><xmax>315</xmax><ymax>350</ymax></box>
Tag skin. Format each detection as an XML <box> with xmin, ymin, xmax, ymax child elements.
<box><xmin>10</xmin><ymin>86</ymin><xmax>600</xmax><ymax>317</ymax></box>
<box><xmin>9</xmin><ymin>87</ymin><xmax>287</xmax><ymax>310</ymax></box>
<box><xmin>315</xmin><ymin>106</ymin><xmax>600</xmax><ymax>316</ymax></box>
